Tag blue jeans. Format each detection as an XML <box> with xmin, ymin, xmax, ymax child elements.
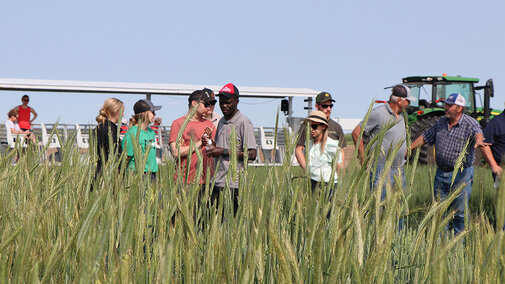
<box><xmin>434</xmin><ymin>167</ymin><xmax>473</xmax><ymax>235</ymax></box>
<box><xmin>370</xmin><ymin>164</ymin><xmax>405</xmax><ymax>229</ymax></box>
<box><xmin>370</xmin><ymin>164</ymin><xmax>405</xmax><ymax>200</ymax></box>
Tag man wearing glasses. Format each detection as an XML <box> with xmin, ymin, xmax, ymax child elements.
<box><xmin>169</xmin><ymin>90</ymin><xmax>216</xmax><ymax>185</ymax></box>
<box><xmin>352</xmin><ymin>85</ymin><xmax>415</xmax><ymax>198</ymax></box>
<box><xmin>295</xmin><ymin>92</ymin><xmax>347</xmax><ymax>170</ymax></box>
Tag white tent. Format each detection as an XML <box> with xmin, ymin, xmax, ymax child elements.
<box><xmin>0</xmin><ymin>78</ymin><xmax>319</xmax><ymax>118</ymax></box>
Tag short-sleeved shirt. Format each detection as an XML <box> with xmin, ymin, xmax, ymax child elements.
<box><xmin>308</xmin><ymin>137</ymin><xmax>342</xmax><ymax>183</ymax></box>
<box><xmin>423</xmin><ymin>114</ymin><xmax>483</xmax><ymax>168</ymax></box>
<box><xmin>169</xmin><ymin>116</ymin><xmax>216</xmax><ymax>184</ymax></box>
<box><xmin>297</xmin><ymin>118</ymin><xmax>346</xmax><ymax>148</ymax></box>
<box><xmin>483</xmin><ymin>111</ymin><xmax>505</xmax><ymax>165</ymax></box>
<box><xmin>122</xmin><ymin>125</ymin><xmax>158</xmax><ymax>173</ymax></box>
<box><xmin>208</xmin><ymin>112</ymin><xmax>222</xmax><ymax>129</ymax></box>
<box><xmin>214</xmin><ymin>110</ymin><xmax>257</xmax><ymax>188</ymax></box>
<box><xmin>6</xmin><ymin>120</ymin><xmax>21</xmax><ymax>132</ymax></box>
<box><xmin>358</xmin><ymin>104</ymin><xmax>407</xmax><ymax>167</ymax></box>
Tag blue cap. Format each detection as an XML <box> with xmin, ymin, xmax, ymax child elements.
<box><xmin>442</xmin><ymin>93</ymin><xmax>466</xmax><ymax>107</ymax></box>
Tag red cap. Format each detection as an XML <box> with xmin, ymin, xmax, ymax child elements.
<box><xmin>218</xmin><ymin>83</ymin><xmax>239</xmax><ymax>97</ymax></box>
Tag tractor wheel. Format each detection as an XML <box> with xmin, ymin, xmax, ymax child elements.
<box><xmin>410</xmin><ymin>115</ymin><xmax>442</xmax><ymax>165</ymax></box>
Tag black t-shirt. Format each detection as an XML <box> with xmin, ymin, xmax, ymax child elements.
<box><xmin>297</xmin><ymin>118</ymin><xmax>347</xmax><ymax>148</ymax></box>
<box><xmin>94</xmin><ymin>120</ymin><xmax>122</xmax><ymax>167</ymax></box>
<box><xmin>484</xmin><ymin>112</ymin><xmax>505</xmax><ymax>164</ymax></box>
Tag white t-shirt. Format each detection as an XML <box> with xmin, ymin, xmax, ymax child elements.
<box><xmin>6</xmin><ymin>120</ymin><xmax>21</xmax><ymax>133</ymax></box>
<box><xmin>308</xmin><ymin>137</ymin><xmax>342</xmax><ymax>183</ymax></box>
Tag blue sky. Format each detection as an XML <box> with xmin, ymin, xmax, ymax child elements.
<box><xmin>1</xmin><ymin>0</ymin><xmax>504</xmax><ymax>127</ymax></box>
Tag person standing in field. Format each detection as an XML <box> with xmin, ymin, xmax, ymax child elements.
<box><xmin>411</xmin><ymin>93</ymin><xmax>485</xmax><ymax>234</ymax></box>
<box><xmin>352</xmin><ymin>85</ymin><xmax>415</xmax><ymax>199</ymax></box>
<box><xmin>295</xmin><ymin>92</ymin><xmax>346</xmax><ymax>170</ymax></box>
<box><xmin>122</xmin><ymin>99</ymin><xmax>162</xmax><ymax>181</ymax></box>
<box><xmin>169</xmin><ymin>90</ymin><xmax>216</xmax><ymax>185</ymax></box>
<box><xmin>92</xmin><ymin>98</ymin><xmax>124</xmax><ymax>190</ymax></box>
<box><xmin>13</xmin><ymin>95</ymin><xmax>38</xmax><ymax>131</ymax></box>
<box><xmin>480</xmin><ymin>109</ymin><xmax>505</xmax><ymax>183</ymax></box>
<box><xmin>206</xmin><ymin>83</ymin><xmax>257</xmax><ymax>214</ymax></box>
<box><xmin>203</xmin><ymin>88</ymin><xmax>221</xmax><ymax>129</ymax></box>
<box><xmin>301</xmin><ymin>110</ymin><xmax>344</xmax><ymax>195</ymax></box>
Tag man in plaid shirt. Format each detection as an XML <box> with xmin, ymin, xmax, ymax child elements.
<box><xmin>411</xmin><ymin>93</ymin><xmax>485</xmax><ymax>234</ymax></box>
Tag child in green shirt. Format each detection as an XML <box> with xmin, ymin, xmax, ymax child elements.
<box><xmin>122</xmin><ymin>99</ymin><xmax>162</xmax><ymax>180</ymax></box>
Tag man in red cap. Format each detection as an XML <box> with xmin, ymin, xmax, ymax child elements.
<box><xmin>206</xmin><ymin>83</ymin><xmax>257</xmax><ymax>214</ymax></box>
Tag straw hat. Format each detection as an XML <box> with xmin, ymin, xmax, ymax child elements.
<box><xmin>303</xmin><ymin>110</ymin><xmax>328</xmax><ymax>126</ymax></box>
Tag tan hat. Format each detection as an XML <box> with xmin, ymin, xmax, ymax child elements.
<box><xmin>303</xmin><ymin>110</ymin><xmax>328</xmax><ymax>126</ymax></box>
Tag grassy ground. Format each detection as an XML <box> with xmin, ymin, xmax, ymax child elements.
<box><xmin>0</xmin><ymin>134</ymin><xmax>504</xmax><ymax>282</ymax></box>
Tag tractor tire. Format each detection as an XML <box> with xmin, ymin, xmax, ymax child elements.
<box><xmin>410</xmin><ymin>115</ymin><xmax>442</xmax><ymax>165</ymax></box>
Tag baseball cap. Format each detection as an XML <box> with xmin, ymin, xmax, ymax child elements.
<box><xmin>303</xmin><ymin>110</ymin><xmax>328</xmax><ymax>126</ymax></box>
<box><xmin>133</xmin><ymin>99</ymin><xmax>162</xmax><ymax>114</ymax></box>
<box><xmin>392</xmin><ymin>85</ymin><xmax>416</xmax><ymax>101</ymax></box>
<box><xmin>315</xmin><ymin>92</ymin><xmax>335</xmax><ymax>104</ymax></box>
<box><xmin>202</xmin><ymin>88</ymin><xmax>215</xmax><ymax>98</ymax></box>
<box><xmin>188</xmin><ymin>90</ymin><xmax>217</xmax><ymax>104</ymax></box>
<box><xmin>218</xmin><ymin>83</ymin><xmax>239</xmax><ymax>98</ymax></box>
<box><xmin>443</xmin><ymin>93</ymin><xmax>466</xmax><ymax>107</ymax></box>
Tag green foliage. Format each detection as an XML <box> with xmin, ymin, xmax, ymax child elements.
<box><xmin>0</xmin><ymin>127</ymin><xmax>505</xmax><ymax>282</ymax></box>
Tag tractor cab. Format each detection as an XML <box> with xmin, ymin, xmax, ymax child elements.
<box><xmin>401</xmin><ymin>75</ymin><xmax>497</xmax><ymax>126</ymax></box>
<box><xmin>402</xmin><ymin>76</ymin><xmax>479</xmax><ymax>116</ymax></box>
<box><xmin>398</xmin><ymin>75</ymin><xmax>499</xmax><ymax>164</ymax></box>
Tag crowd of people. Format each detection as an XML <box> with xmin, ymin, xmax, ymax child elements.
<box><xmin>5</xmin><ymin>83</ymin><xmax>505</xmax><ymax>233</ymax></box>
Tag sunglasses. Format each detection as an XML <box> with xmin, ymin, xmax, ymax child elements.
<box><xmin>310</xmin><ymin>123</ymin><xmax>321</xmax><ymax>130</ymax></box>
<box><xmin>320</xmin><ymin>104</ymin><xmax>333</xmax><ymax>109</ymax></box>
<box><xmin>23</xmin><ymin>99</ymin><xmax>29</xmax><ymax>102</ymax></box>
<box><xmin>151</xmin><ymin>110</ymin><xmax>156</xmax><ymax>116</ymax></box>
<box><xmin>201</xmin><ymin>101</ymin><xmax>216</xmax><ymax>108</ymax></box>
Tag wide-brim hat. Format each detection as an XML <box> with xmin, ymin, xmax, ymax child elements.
<box><xmin>302</xmin><ymin>110</ymin><xmax>328</xmax><ymax>126</ymax></box>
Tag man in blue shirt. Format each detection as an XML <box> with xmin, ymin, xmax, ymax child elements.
<box><xmin>481</xmin><ymin>111</ymin><xmax>505</xmax><ymax>180</ymax></box>
<box><xmin>411</xmin><ymin>93</ymin><xmax>485</xmax><ymax>234</ymax></box>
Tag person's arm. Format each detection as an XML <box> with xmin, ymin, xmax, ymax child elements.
<box><xmin>30</xmin><ymin>108</ymin><xmax>38</xmax><ymax>123</ymax></box>
<box><xmin>337</xmin><ymin>149</ymin><xmax>345</xmax><ymax>171</ymax></box>
<box><xmin>170</xmin><ymin>140</ymin><xmax>203</xmax><ymax>158</ymax></box>
<box><xmin>295</xmin><ymin>145</ymin><xmax>306</xmax><ymax>170</ymax></box>
<box><xmin>481</xmin><ymin>145</ymin><xmax>503</xmax><ymax>176</ymax></box>
<box><xmin>351</xmin><ymin>125</ymin><xmax>365</xmax><ymax>164</ymax></box>
<box><xmin>410</xmin><ymin>135</ymin><xmax>426</xmax><ymax>150</ymax></box>
<box><xmin>474</xmin><ymin>133</ymin><xmax>486</xmax><ymax>148</ymax></box>
<box><xmin>205</xmin><ymin>147</ymin><xmax>256</xmax><ymax>160</ymax></box>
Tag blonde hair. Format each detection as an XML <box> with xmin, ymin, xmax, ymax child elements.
<box><xmin>312</xmin><ymin>124</ymin><xmax>329</xmax><ymax>152</ymax></box>
<box><xmin>96</xmin><ymin>98</ymin><xmax>124</xmax><ymax>124</ymax></box>
<box><xmin>130</xmin><ymin>111</ymin><xmax>151</xmax><ymax>126</ymax></box>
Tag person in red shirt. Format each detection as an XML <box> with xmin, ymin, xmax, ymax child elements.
<box><xmin>13</xmin><ymin>95</ymin><xmax>38</xmax><ymax>130</ymax></box>
<box><xmin>169</xmin><ymin>90</ymin><xmax>216</xmax><ymax>185</ymax></box>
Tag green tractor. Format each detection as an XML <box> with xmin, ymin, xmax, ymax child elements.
<box><xmin>402</xmin><ymin>75</ymin><xmax>502</xmax><ymax>164</ymax></box>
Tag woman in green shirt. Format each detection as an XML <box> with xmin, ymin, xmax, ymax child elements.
<box><xmin>122</xmin><ymin>99</ymin><xmax>162</xmax><ymax>181</ymax></box>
